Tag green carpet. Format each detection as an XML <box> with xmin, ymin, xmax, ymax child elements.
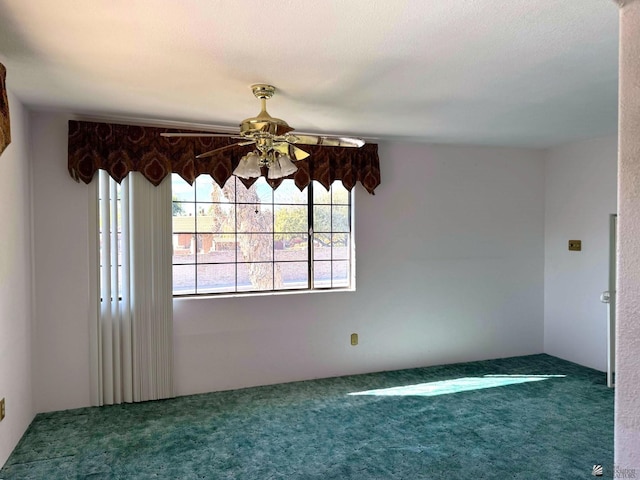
<box><xmin>0</xmin><ymin>354</ymin><xmax>614</xmax><ymax>479</ymax></box>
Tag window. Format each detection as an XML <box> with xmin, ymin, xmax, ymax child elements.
<box><xmin>171</xmin><ymin>174</ymin><xmax>353</xmax><ymax>296</ymax></box>
<box><xmin>98</xmin><ymin>171</ymin><xmax>124</xmax><ymax>300</ymax></box>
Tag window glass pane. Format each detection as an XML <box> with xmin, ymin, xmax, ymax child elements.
<box><xmin>197</xmin><ymin>203</ymin><xmax>235</xmax><ymax>234</ymax></box>
<box><xmin>195</xmin><ymin>206</ymin><xmax>215</xmax><ymax>235</ymax></box>
<box><xmin>193</xmin><ymin>233</ymin><xmax>214</xmax><ymax>256</ymax></box>
<box><xmin>219</xmin><ymin>177</ymin><xmax>237</xmax><ymax>201</ymax></box>
<box><xmin>275</xmin><ymin>235</ymin><xmax>308</xmax><ymax>261</ymax></box>
<box><xmin>173</xmin><ymin>211</ymin><xmax>195</xmax><ymax>233</ymax></box>
<box><xmin>237</xmin><ymin>234</ymin><xmax>273</xmax><ymax>262</ymax></box>
<box><xmin>275</xmin><ymin>205</ymin><xmax>308</xmax><ymax>233</ymax></box>
<box><xmin>332</xmin><ymin>206</ymin><xmax>350</xmax><ymax>232</ymax></box>
<box><xmin>197</xmin><ymin>264</ymin><xmax>236</xmax><ymax>294</ymax></box>
<box><xmin>116</xmin><ymin>199</ymin><xmax>122</xmax><ymax>233</ymax></box>
<box><xmin>238</xmin><ymin>263</ymin><xmax>273</xmax><ymax>291</ymax></box>
<box><xmin>237</xmin><ymin>204</ymin><xmax>272</xmax><ymax>232</ymax></box>
<box><xmin>173</xmin><ymin>233</ymin><xmax>195</xmax><ymax>263</ymax></box>
<box><xmin>210</xmin><ymin>234</ymin><xmax>236</xmax><ymax>258</ymax></box>
<box><xmin>99</xmin><ymin>238</ymin><xmax>105</xmax><ymax>267</ymax></box>
<box><xmin>275</xmin><ymin>262</ymin><xmax>308</xmax><ymax>290</ymax></box>
<box><xmin>115</xmin><ymin>265</ymin><xmax>123</xmax><ymax>299</ymax></box>
<box><xmin>313</xmin><ymin>233</ymin><xmax>332</xmax><ymax>260</ymax></box>
<box><xmin>332</xmin><ymin>260</ymin><xmax>350</xmax><ymax>287</ymax></box>
<box><xmin>173</xmin><ymin>264</ymin><xmax>196</xmax><ymax>295</ymax></box>
<box><xmin>195</xmin><ymin>176</ymin><xmax>215</xmax><ymax>202</ymax></box>
<box><xmin>313</xmin><ymin>260</ymin><xmax>332</xmax><ymax>288</ymax></box>
<box><xmin>314</xmin><ymin>205</ymin><xmax>331</xmax><ymax>232</ymax></box>
<box><xmin>204</xmin><ymin>203</ymin><xmax>234</xmax><ymax>233</ymax></box>
<box><xmin>332</xmin><ymin>183</ymin><xmax>350</xmax><ymax>204</ymax></box>
<box><xmin>173</xmin><ymin>201</ymin><xmax>195</xmax><ymax>220</ymax></box>
<box><xmin>172</xmin><ymin>174</ymin><xmax>194</xmax><ymax>201</ymax></box>
<box><xmin>237</xmin><ymin>263</ymin><xmax>250</xmax><ymax>289</ymax></box>
<box><xmin>313</xmin><ymin>185</ymin><xmax>331</xmax><ymax>204</ymax></box>
<box><xmin>332</xmin><ymin>233</ymin><xmax>350</xmax><ymax>260</ymax></box>
<box><xmin>116</xmin><ymin>232</ymin><xmax>123</xmax><ymax>267</ymax></box>
<box><xmin>274</xmin><ymin>182</ymin><xmax>307</xmax><ymax>204</ymax></box>
<box><xmin>242</xmin><ymin>177</ymin><xmax>272</xmax><ymax>204</ymax></box>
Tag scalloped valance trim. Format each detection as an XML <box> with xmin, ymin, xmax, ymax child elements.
<box><xmin>68</xmin><ymin>120</ymin><xmax>381</xmax><ymax>194</ymax></box>
<box><xmin>0</xmin><ymin>63</ymin><xmax>10</xmax><ymax>156</ymax></box>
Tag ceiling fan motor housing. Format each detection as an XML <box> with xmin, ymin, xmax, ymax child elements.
<box><xmin>239</xmin><ymin>84</ymin><xmax>295</xmax><ymax>137</ymax></box>
<box><xmin>239</xmin><ymin>117</ymin><xmax>294</xmax><ymax>136</ymax></box>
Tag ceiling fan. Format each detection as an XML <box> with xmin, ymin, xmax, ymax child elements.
<box><xmin>161</xmin><ymin>84</ymin><xmax>365</xmax><ymax>179</ymax></box>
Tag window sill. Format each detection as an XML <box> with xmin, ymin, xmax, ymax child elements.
<box><xmin>172</xmin><ymin>286</ymin><xmax>355</xmax><ymax>301</ymax></box>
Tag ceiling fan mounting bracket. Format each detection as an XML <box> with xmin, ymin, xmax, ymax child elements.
<box><xmin>251</xmin><ymin>84</ymin><xmax>276</xmax><ymax>100</ymax></box>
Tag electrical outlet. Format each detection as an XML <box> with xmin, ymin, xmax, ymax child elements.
<box><xmin>351</xmin><ymin>333</ymin><xmax>358</xmax><ymax>346</ymax></box>
<box><xmin>0</xmin><ymin>398</ymin><xmax>5</xmax><ymax>422</ymax></box>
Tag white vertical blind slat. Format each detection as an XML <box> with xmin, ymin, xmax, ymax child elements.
<box><xmin>88</xmin><ymin>179</ymin><xmax>101</xmax><ymax>407</ymax></box>
<box><xmin>109</xmin><ymin>179</ymin><xmax>121</xmax><ymax>405</ymax></box>
<box><xmin>121</xmin><ymin>176</ymin><xmax>133</xmax><ymax>403</ymax></box>
<box><xmin>99</xmin><ymin>172</ymin><xmax>114</xmax><ymax>405</ymax></box>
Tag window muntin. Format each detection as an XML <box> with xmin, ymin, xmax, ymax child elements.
<box><xmin>171</xmin><ymin>174</ymin><xmax>353</xmax><ymax>296</ymax></box>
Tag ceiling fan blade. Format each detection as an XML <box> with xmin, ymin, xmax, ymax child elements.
<box><xmin>284</xmin><ymin>133</ymin><xmax>365</xmax><ymax>148</ymax></box>
<box><xmin>273</xmin><ymin>142</ymin><xmax>310</xmax><ymax>161</ymax></box>
<box><xmin>196</xmin><ymin>141</ymin><xmax>255</xmax><ymax>159</ymax></box>
<box><xmin>161</xmin><ymin>132</ymin><xmax>244</xmax><ymax>139</ymax></box>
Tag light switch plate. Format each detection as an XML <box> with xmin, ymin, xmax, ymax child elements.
<box><xmin>568</xmin><ymin>240</ymin><xmax>582</xmax><ymax>251</ymax></box>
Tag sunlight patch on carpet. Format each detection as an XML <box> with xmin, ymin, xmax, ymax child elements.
<box><xmin>348</xmin><ymin>374</ymin><xmax>567</xmax><ymax>397</ymax></box>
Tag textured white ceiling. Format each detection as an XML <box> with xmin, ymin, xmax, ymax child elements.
<box><xmin>0</xmin><ymin>0</ymin><xmax>619</xmax><ymax>147</ymax></box>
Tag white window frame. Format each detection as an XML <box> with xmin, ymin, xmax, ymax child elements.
<box><xmin>171</xmin><ymin>175</ymin><xmax>356</xmax><ymax>297</ymax></box>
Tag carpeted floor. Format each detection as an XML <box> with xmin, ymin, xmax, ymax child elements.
<box><xmin>0</xmin><ymin>354</ymin><xmax>614</xmax><ymax>479</ymax></box>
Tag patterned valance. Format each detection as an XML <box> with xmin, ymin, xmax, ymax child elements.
<box><xmin>68</xmin><ymin>120</ymin><xmax>381</xmax><ymax>194</ymax></box>
<box><xmin>0</xmin><ymin>63</ymin><xmax>10</xmax><ymax>156</ymax></box>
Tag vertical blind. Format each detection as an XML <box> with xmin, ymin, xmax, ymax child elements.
<box><xmin>92</xmin><ymin>171</ymin><xmax>173</xmax><ymax>405</ymax></box>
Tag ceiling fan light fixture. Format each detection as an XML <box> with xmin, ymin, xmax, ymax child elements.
<box><xmin>234</xmin><ymin>152</ymin><xmax>262</xmax><ymax>179</ymax></box>
<box><xmin>234</xmin><ymin>150</ymin><xmax>298</xmax><ymax>180</ymax></box>
<box><xmin>277</xmin><ymin>154</ymin><xmax>298</xmax><ymax>177</ymax></box>
<box><xmin>267</xmin><ymin>159</ymin><xmax>283</xmax><ymax>179</ymax></box>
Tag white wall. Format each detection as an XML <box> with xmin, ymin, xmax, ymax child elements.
<box><xmin>30</xmin><ymin>111</ymin><xmax>546</xmax><ymax>411</ymax></box>
<box><xmin>0</xmin><ymin>91</ymin><xmax>34</xmax><ymax>466</ymax></box>
<box><xmin>543</xmin><ymin>135</ymin><xmax>618</xmax><ymax>371</ymax></box>
<box><xmin>173</xmin><ymin>142</ymin><xmax>546</xmax><ymax>396</ymax></box>
<box><xmin>30</xmin><ymin>112</ymin><xmax>91</xmax><ymax>412</ymax></box>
